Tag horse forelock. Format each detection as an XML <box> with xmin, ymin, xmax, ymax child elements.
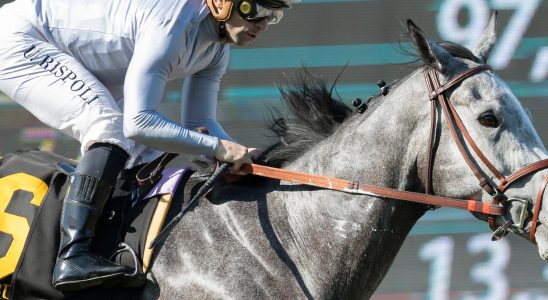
<box><xmin>399</xmin><ymin>33</ymin><xmax>483</xmax><ymax>65</ymax></box>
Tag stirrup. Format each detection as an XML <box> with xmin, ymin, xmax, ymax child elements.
<box><xmin>106</xmin><ymin>243</ymin><xmax>146</xmax><ymax>288</ymax></box>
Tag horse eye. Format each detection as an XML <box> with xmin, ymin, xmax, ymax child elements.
<box><xmin>478</xmin><ymin>113</ymin><xmax>500</xmax><ymax>128</ymax></box>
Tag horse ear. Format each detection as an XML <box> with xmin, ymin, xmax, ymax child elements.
<box><xmin>407</xmin><ymin>19</ymin><xmax>455</xmax><ymax>74</ymax></box>
<box><xmin>472</xmin><ymin>11</ymin><xmax>497</xmax><ymax>63</ymax></box>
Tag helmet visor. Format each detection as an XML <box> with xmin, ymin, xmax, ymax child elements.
<box><xmin>237</xmin><ymin>1</ymin><xmax>284</xmax><ymax>25</ymax></box>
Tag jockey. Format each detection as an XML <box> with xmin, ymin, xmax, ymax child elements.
<box><xmin>0</xmin><ymin>0</ymin><xmax>298</xmax><ymax>292</ymax></box>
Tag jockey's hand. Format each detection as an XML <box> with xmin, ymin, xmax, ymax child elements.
<box><xmin>214</xmin><ymin>139</ymin><xmax>252</xmax><ymax>174</ymax></box>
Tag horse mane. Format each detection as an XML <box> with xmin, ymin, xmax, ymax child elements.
<box><xmin>263</xmin><ymin>69</ymin><xmax>352</xmax><ymax>167</ymax></box>
<box><xmin>263</xmin><ymin>40</ymin><xmax>481</xmax><ymax>167</ymax></box>
<box><xmin>434</xmin><ymin>41</ymin><xmax>482</xmax><ymax>63</ymax></box>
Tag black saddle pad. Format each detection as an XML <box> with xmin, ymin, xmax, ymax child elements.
<box><xmin>0</xmin><ymin>149</ymin><xmax>198</xmax><ymax>299</ymax></box>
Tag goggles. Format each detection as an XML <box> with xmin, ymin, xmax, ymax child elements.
<box><xmin>236</xmin><ymin>0</ymin><xmax>284</xmax><ymax>25</ymax></box>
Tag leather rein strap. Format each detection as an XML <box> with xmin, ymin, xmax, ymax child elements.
<box><xmin>138</xmin><ymin>65</ymin><xmax>548</xmax><ymax>241</ymax></box>
<box><xmin>240</xmin><ymin>163</ymin><xmax>503</xmax><ymax>215</ymax></box>
<box><xmin>241</xmin><ymin>65</ymin><xmax>548</xmax><ymax>237</ymax></box>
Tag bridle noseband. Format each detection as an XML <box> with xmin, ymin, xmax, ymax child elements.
<box><xmin>422</xmin><ymin>65</ymin><xmax>548</xmax><ymax>242</ymax></box>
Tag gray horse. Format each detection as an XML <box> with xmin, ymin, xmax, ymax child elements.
<box><xmin>140</xmin><ymin>17</ymin><xmax>548</xmax><ymax>299</ymax></box>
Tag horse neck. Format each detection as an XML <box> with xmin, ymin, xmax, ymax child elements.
<box><xmin>288</xmin><ymin>69</ymin><xmax>427</xmax><ymax>188</ymax></box>
<box><xmin>271</xmin><ymin>70</ymin><xmax>429</xmax><ymax>297</ymax></box>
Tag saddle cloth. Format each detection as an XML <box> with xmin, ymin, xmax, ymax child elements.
<box><xmin>0</xmin><ymin>149</ymin><xmax>195</xmax><ymax>299</ymax></box>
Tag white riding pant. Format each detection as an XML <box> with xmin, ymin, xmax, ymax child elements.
<box><xmin>0</xmin><ymin>16</ymin><xmax>134</xmax><ymax>157</ymax></box>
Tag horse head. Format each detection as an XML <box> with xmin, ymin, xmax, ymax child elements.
<box><xmin>407</xmin><ymin>13</ymin><xmax>548</xmax><ymax>258</ymax></box>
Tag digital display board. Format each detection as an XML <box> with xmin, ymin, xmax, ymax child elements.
<box><xmin>374</xmin><ymin>210</ymin><xmax>548</xmax><ymax>300</ymax></box>
<box><xmin>0</xmin><ymin>0</ymin><xmax>546</xmax><ymax>298</ymax></box>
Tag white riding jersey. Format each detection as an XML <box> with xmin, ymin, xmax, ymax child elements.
<box><xmin>0</xmin><ymin>0</ymin><xmax>232</xmax><ymax>164</ymax></box>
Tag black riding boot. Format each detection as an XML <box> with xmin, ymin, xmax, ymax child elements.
<box><xmin>52</xmin><ymin>143</ymin><xmax>132</xmax><ymax>292</ymax></box>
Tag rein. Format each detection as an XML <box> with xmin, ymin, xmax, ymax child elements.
<box><xmin>139</xmin><ymin>65</ymin><xmax>548</xmax><ymax>244</ymax></box>
<box><xmin>239</xmin><ymin>163</ymin><xmax>502</xmax><ymax>215</ymax></box>
<box><xmin>239</xmin><ymin>65</ymin><xmax>548</xmax><ymax>242</ymax></box>
<box><xmin>241</xmin><ymin>65</ymin><xmax>548</xmax><ymax>242</ymax></box>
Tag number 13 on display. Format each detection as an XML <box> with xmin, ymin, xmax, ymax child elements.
<box><xmin>419</xmin><ymin>233</ymin><xmax>548</xmax><ymax>300</ymax></box>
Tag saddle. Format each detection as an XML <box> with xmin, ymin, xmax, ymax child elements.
<box><xmin>0</xmin><ymin>149</ymin><xmax>204</xmax><ymax>299</ymax></box>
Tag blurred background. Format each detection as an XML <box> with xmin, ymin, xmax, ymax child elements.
<box><xmin>0</xmin><ymin>0</ymin><xmax>546</xmax><ymax>299</ymax></box>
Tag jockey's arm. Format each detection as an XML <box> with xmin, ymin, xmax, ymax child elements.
<box><xmin>123</xmin><ymin>32</ymin><xmax>219</xmax><ymax>157</ymax></box>
<box><xmin>180</xmin><ymin>47</ymin><xmax>235</xmax><ymax>143</ymax></box>
<box><xmin>123</xmin><ymin>34</ymin><xmax>251</xmax><ymax>170</ymax></box>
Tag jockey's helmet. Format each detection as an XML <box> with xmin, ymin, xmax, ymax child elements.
<box><xmin>207</xmin><ymin>0</ymin><xmax>299</xmax><ymax>25</ymax></box>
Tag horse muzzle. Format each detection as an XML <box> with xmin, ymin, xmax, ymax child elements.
<box><xmin>493</xmin><ymin>174</ymin><xmax>548</xmax><ymax>245</ymax></box>
<box><xmin>493</xmin><ymin>197</ymin><xmax>530</xmax><ymax>239</ymax></box>
<box><xmin>492</xmin><ymin>174</ymin><xmax>548</xmax><ymax>259</ymax></box>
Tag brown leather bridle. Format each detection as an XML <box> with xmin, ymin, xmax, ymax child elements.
<box><xmin>141</xmin><ymin>65</ymin><xmax>548</xmax><ymax>243</ymax></box>
<box><xmin>422</xmin><ymin>65</ymin><xmax>548</xmax><ymax>241</ymax></box>
<box><xmin>240</xmin><ymin>65</ymin><xmax>548</xmax><ymax>242</ymax></box>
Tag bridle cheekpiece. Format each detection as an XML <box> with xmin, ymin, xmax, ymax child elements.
<box><xmin>422</xmin><ymin>65</ymin><xmax>548</xmax><ymax>242</ymax></box>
